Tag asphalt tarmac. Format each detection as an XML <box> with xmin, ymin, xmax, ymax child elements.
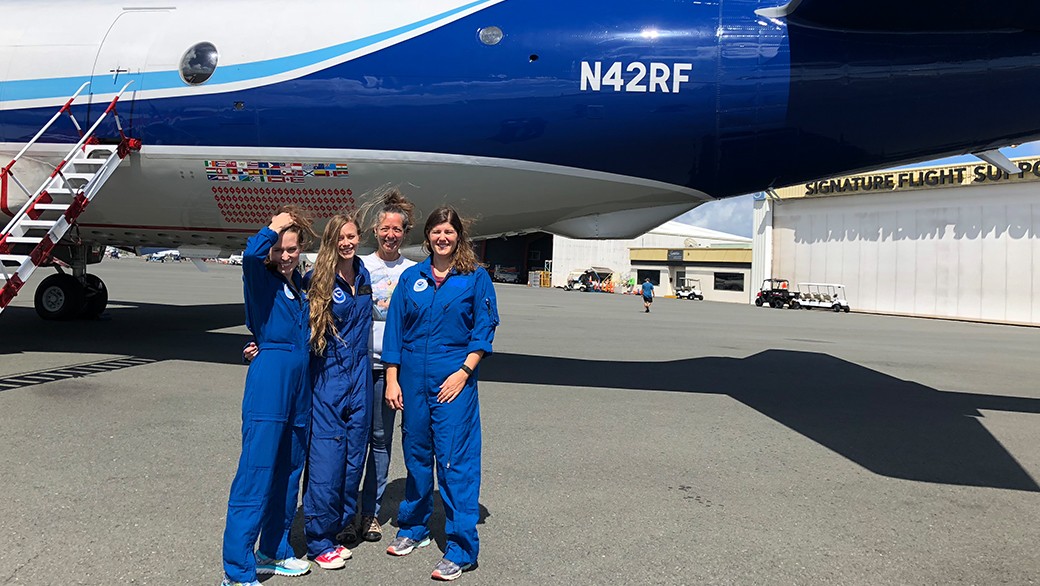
<box><xmin>1</xmin><ymin>259</ymin><xmax>1038</xmax><ymax>585</ymax></box>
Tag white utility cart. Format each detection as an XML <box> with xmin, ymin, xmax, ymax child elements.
<box><xmin>793</xmin><ymin>283</ymin><xmax>850</xmax><ymax>312</ymax></box>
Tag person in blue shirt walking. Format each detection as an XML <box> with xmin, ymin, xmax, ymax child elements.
<box><xmin>222</xmin><ymin>208</ymin><xmax>317</xmax><ymax>586</ymax></box>
<box><xmin>642</xmin><ymin>277</ymin><xmax>655</xmax><ymax>313</ymax></box>
<box><xmin>382</xmin><ymin>206</ymin><xmax>499</xmax><ymax>582</ymax></box>
<box><xmin>302</xmin><ymin>212</ymin><xmax>374</xmax><ymax>571</ymax></box>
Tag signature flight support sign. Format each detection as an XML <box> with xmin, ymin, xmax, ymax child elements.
<box><xmin>774</xmin><ymin>157</ymin><xmax>1040</xmax><ymax>199</ymax></box>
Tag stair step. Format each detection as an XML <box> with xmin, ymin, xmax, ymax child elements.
<box><xmin>31</xmin><ymin>204</ymin><xmax>70</xmax><ymax>211</ymax></box>
<box><xmin>4</xmin><ymin>236</ymin><xmax>41</xmax><ymax>244</ymax></box>
<box><xmin>18</xmin><ymin>219</ymin><xmax>56</xmax><ymax>229</ymax></box>
<box><xmin>0</xmin><ymin>254</ymin><xmax>29</xmax><ymax>264</ymax></box>
<box><xmin>69</xmin><ymin>156</ymin><xmax>110</xmax><ymax>165</ymax></box>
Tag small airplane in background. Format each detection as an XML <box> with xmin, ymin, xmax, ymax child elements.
<box><xmin>1</xmin><ymin>0</ymin><xmax>1039</xmax><ymax>319</ymax></box>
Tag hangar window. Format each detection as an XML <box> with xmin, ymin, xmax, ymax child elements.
<box><xmin>180</xmin><ymin>42</ymin><xmax>218</xmax><ymax>85</ymax></box>
<box><xmin>713</xmin><ymin>272</ymin><xmax>744</xmax><ymax>291</ymax></box>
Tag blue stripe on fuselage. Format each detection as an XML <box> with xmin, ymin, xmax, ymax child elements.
<box><xmin>1</xmin><ymin>0</ymin><xmax>497</xmax><ymax>102</ymax></box>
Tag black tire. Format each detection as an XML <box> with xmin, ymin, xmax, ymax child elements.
<box><xmin>34</xmin><ymin>274</ymin><xmax>84</xmax><ymax>320</ymax></box>
<box><xmin>843</xmin><ymin>306</ymin><xmax>850</xmax><ymax>313</ymax></box>
<box><xmin>80</xmin><ymin>274</ymin><xmax>108</xmax><ymax>319</ymax></box>
<box><xmin>696</xmin><ymin>295</ymin><xmax>703</xmax><ymax>301</ymax></box>
<box><xmin>789</xmin><ymin>300</ymin><xmax>800</xmax><ymax>309</ymax></box>
<box><xmin>755</xmin><ymin>298</ymin><xmax>763</xmax><ymax>307</ymax></box>
<box><xmin>833</xmin><ymin>304</ymin><xmax>841</xmax><ymax>313</ymax></box>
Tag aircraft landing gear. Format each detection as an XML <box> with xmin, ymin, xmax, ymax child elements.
<box><xmin>33</xmin><ymin>242</ymin><xmax>109</xmax><ymax>320</ymax></box>
<box><xmin>33</xmin><ymin>271</ymin><xmax>108</xmax><ymax>320</ymax></box>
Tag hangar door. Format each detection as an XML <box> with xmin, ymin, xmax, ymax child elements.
<box><xmin>769</xmin><ymin>184</ymin><xmax>1040</xmax><ymax>325</ymax></box>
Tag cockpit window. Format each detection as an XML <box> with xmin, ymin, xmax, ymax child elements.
<box><xmin>180</xmin><ymin>42</ymin><xmax>218</xmax><ymax>85</ymax></box>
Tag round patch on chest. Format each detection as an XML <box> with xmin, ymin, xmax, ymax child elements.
<box><xmin>413</xmin><ymin>279</ymin><xmax>429</xmax><ymax>292</ymax></box>
<box><xmin>283</xmin><ymin>283</ymin><xmax>296</xmax><ymax>300</ymax></box>
<box><xmin>333</xmin><ymin>287</ymin><xmax>347</xmax><ymax>304</ymax></box>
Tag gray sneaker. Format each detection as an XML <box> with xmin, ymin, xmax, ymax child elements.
<box><xmin>385</xmin><ymin>535</ymin><xmax>431</xmax><ymax>556</ymax></box>
<box><xmin>431</xmin><ymin>558</ymin><xmax>475</xmax><ymax>581</ymax></box>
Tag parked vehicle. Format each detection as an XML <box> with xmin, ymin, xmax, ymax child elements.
<box><xmin>146</xmin><ymin>249</ymin><xmax>180</xmax><ymax>263</ymax></box>
<box><xmin>493</xmin><ymin>264</ymin><xmax>520</xmax><ymax>283</ymax></box>
<box><xmin>564</xmin><ymin>267</ymin><xmax>614</xmax><ymax>292</ymax></box>
<box><xmin>675</xmin><ymin>278</ymin><xmax>703</xmax><ymax>300</ymax></box>
<box><xmin>755</xmin><ymin>278</ymin><xmax>795</xmax><ymax>308</ymax></box>
<box><xmin>793</xmin><ymin>283</ymin><xmax>851</xmax><ymax>313</ymax></box>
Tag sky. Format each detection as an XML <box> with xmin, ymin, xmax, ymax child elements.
<box><xmin>675</xmin><ymin>141</ymin><xmax>1040</xmax><ymax>238</ymax></box>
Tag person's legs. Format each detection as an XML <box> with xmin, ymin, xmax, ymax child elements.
<box><xmin>431</xmin><ymin>382</ymin><xmax>481</xmax><ymax>568</ymax></box>
<box><xmin>339</xmin><ymin>371</ymin><xmax>371</xmax><ymax>535</ymax></box>
<box><xmin>305</xmin><ymin>373</ymin><xmax>349</xmax><ymax>559</ymax></box>
<box><xmin>222</xmin><ymin>352</ymin><xmax>306</xmax><ymax>583</ymax></box>
<box><xmin>395</xmin><ymin>381</ymin><xmax>434</xmax><ymax>542</ymax></box>
<box><xmin>257</xmin><ymin>366</ymin><xmax>309</xmax><ymax>561</ymax></box>
<box><xmin>361</xmin><ymin>369</ymin><xmax>396</xmax><ymax>519</ymax></box>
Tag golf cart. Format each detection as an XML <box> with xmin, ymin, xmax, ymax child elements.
<box><xmin>755</xmin><ymin>278</ymin><xmax>796</xmax><ymax>308</ymax></box>
<box><xmin>565</xmin><ymin>267</ymin><xmax>613</xmax><ymax>292</ymax></box>
<box><xmin>794</xmin><ymin>283</ymin><xmax>850</xmax><ymax>313</ymax></box>
<box><xmin>675</xmin><ymin>278</ymin><xmax>703</xmax><ymax>300</ymax></box>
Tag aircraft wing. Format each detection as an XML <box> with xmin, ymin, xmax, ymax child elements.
<box><xmin>758</xmin><ymin>0</ymin><xmax>1040</xmax><ymax>32</ymax></box>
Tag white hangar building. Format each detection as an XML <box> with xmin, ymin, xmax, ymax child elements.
<box><xmin>550</xmin><ymin>221</ymin><xmax>751</xmax><ymax>291</ymax></box>
<box><xmin>752</xmin><ymin>156</ymin><xmax>1040</xmax><ymax>326</ymax></box>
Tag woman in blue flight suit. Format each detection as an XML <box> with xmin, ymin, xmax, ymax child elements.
<box><xmin>382</xmin><ymin>206</ymin><xmax>499</xmax><ymax>582</ymax></box>
<box><xmin>222</xmin><ymin>208</ymin><xmax>316</xmax><ymax>586</ymax></box>
<box><xmin>303</xmin><ymin>213</ymin><xmax>374</xmax><ymax>570</ymax></box>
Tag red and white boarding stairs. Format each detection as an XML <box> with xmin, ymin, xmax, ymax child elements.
<box><xmin>0</xmin><ymin>81</ymin><xmax>140</xmax><ymax>315</ymax></box>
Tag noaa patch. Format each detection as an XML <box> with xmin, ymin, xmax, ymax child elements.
<box><xmin>332</xmin><ymin>287</ymin><xmax>347</xmax><ymax>304</ymax></box>
<box><xmin>283</xmin><ymin>283</ymin><xmax>296</xmax><ymax>300</ymax></box>
<box><xmin>413</xmin><ymin>279</ymin><xmax>429</xmax><ymax>292</ymax></box>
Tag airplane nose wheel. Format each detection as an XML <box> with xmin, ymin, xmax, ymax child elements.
<box><xmin>34</xmin><ymin>274</ymin><xmax>84</xmax><ymax>320</ymax></box>
<box><xmin>33</xmin><ymin>273</ymin><xmax>108</xmax><ymax>320</ymax></box>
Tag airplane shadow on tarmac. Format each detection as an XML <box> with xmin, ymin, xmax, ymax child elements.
<box><xmin>482</xmin><ymin>352</ymin><xmax>1040</xmax><ymax>493</ymax></box>
<box><xmin>2</xmin><ymin>302</ymin><xmax>1038</xmax><ymax>493</ymax></box>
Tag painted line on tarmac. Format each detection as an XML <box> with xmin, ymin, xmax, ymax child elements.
<box><xmin>0</xmin><ymin>357</ymin><xmax>156</xmax><ymax>392</ymax></box>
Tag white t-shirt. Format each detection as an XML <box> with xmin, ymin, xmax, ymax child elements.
<box><xmin>362</xmin><ymin>252</ymin><xmax>417</xmax><ymax>368</ymax></box>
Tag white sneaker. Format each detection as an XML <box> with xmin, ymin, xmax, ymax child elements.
<box><xmin>254</xmin><ymin>553</ymin><xmax>311</xmax><ymax>577</ymax></box>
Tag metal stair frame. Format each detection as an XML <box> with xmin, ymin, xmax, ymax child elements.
<box><xmin>0</xmin><ymin>81</ymin><xmax>137</xmax><ymax>312</ymax></box>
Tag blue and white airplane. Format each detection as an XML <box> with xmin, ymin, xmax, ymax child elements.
<box><xmin>1</xmin><ymin>0</ymin><xmax>1039</xmax><ymax>318</ymax></box>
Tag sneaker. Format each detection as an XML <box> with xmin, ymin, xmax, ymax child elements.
<box><xmin>431</xmin><ymin>558</ymin><xmax>475</xmax><ymax>581</ymax></box>
<box><xmin>361</xmin><ymin>515</ymin><xmax>382</xmax><ymax>542</ymax></box>
<box><xmin>220</xmin><ymin>578</ymin><xmax>260</xmax><ymax>586</ymax></box>
<box><xmin>255</xmin><ymin>553</ymin><xmax>311</xmax><ymax>577</ymax></box>
<box><xmin>386</xmin><ymin>535</ymin><xmax>431</xmax><ymax>556</ymax></box>
<box><xmin>313</xmin><ymin>549</ymin><xmax>347</xmax><ymax>570</ymax></box>
<box><xmin>338</xmin><ymin>519</ymin><xmax>359</xmax><ymax>543</ymax></box>
<box><xmin>333</xmin><ymin>544</ymin><xmax>352</xmax><ymax>561</ymax></box>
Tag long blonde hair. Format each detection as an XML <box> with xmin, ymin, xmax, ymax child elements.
<box><xmin>423</xmin><ymin>206</ymin><xmax>479</xmax><ymax>274</ymax></box>
<box><xmin>308</xmin><ymin>212</ymin><xmax>361</xmax><ymax>355</ymax></box>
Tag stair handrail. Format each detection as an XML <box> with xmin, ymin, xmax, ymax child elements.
<box><xmin>1</xmin><ymin>81</ymin><xmax>133</xmax><ymax>237</ymax></box>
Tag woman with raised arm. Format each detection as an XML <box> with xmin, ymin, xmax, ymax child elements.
<box><xmin>382</xmin><ymin>206</ymin><xmax>500</xmax><ymax>582</ymax></box>
<box><xmin>221</xmin><ymin>206</ymin><xmax>317</xmax><ymax>586</ymax></box>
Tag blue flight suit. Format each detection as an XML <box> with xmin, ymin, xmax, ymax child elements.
<box><xmin>223</xmin><ymin>227</ymin><xmax>311</xmax><ymax>583</ymax></box>
<box><xmin>303</xmin><ymin>258</ymin><xmax>374</xmax><ymax>558</ymax></box>
<box><xmin>382</xmin><ymin>259</ymin><xmax>499</xmax><ymax>567</ymax></box>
